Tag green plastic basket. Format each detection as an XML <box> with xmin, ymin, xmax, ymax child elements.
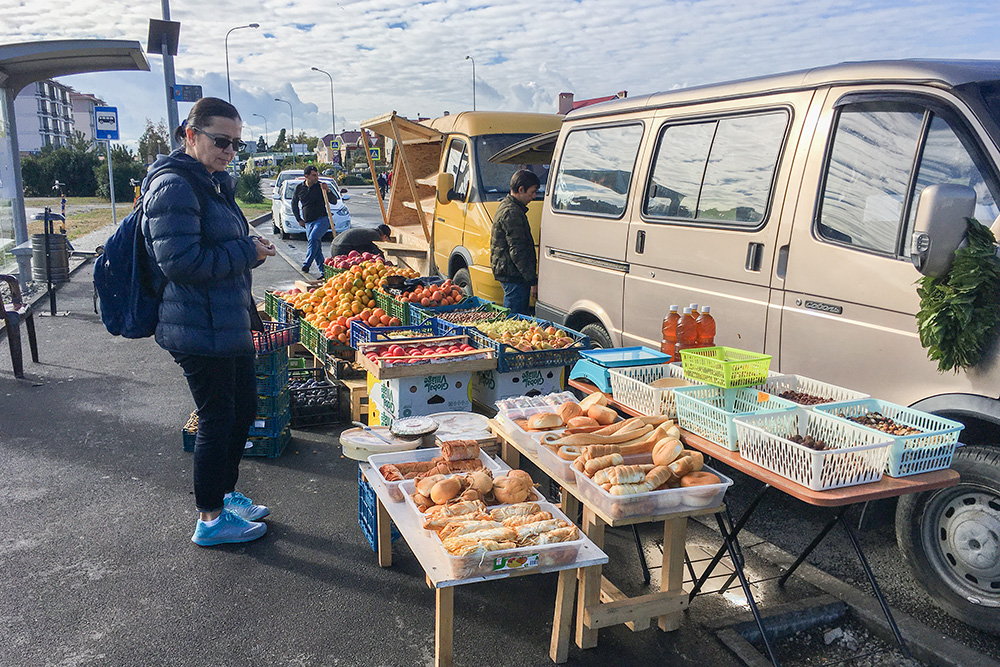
<box><xmin>323</xmin><ymin>264</ymin><xmax>346</xmax><ymax>280</ymax></box>
<box><xmin>264</xmin><ymin>291</ymin><xmax>281</xmax><ymax>320</ymax></box>
<box><xmin>375</xmin><ymin>289</ymin><xmax>410</xmax><ymax>326</ymax></box>
<box><xmin>679</xmin><ymin>347</ymin><xmax>772</xmax><ymax>388</ymax></box>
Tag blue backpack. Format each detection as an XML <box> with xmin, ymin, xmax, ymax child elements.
<box><xmin>94</xmin><ymin>168</ymin><xmax>201</xmax><ymax>338</ymax></box>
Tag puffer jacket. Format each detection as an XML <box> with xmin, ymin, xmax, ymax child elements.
<box><xmin>142</xmin><ymin>149</ymin><xmax>259</xmax><ymax>356</ymax></box>
<box><xmin>490</xmin><ymin>194</ymin><xmax>537</xmax><ymax>286</ymax></box>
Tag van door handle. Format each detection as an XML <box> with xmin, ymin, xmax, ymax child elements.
<box><xmin>776</xmin><ymin>244</ymin><xmax>789</xmax><ymax>280</ymax></box>
<box><xmin>745</xmin><ymin>242</ymin><xmax>764</xmax><ymax>272</ymax></box>
<box><xmin>635</xmin><ymin>230</ymin><xmax>646</xmax><ymax>254</ymax></box>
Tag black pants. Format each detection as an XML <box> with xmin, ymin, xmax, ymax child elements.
<box><xmin>172</xmin><ymin>353</ymin><xmax>256</xmax><ymax>513</ymax></box>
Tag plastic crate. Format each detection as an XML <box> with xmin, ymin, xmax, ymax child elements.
<box><xmin>375</xmin><ymin>289</ymin><xmax>411</xmax><ymax>326</ymax></box>
<box><xmin>349</xmin><ymin>320</ymin><xmax>435</xmax><ymax>349</ymax></box>
<box><xmin>264</xmin><ymin>291</ymin><xmax>282</xmax><ymax>320</ymax></box>
<box><xmin>758</xmin><ymin>374</ymin><xmax>869</xmax><ymax>407</ymax></box>
<box><xmin>734</xmin><ymin>408</ymin><xmax>893</xmax><ymax>490</ymax></box>
<box><xmin>182</xmin><ymin>428</ymin><xmax>196</xmax><ymax>452</ymax></box>
<box><xmin>679</xmin><ymin>347</ymin><xmax>772</xmax><ymax>388</ymax></box>
<box><xmin>323</xmin><ymin>264</ymin><xmax>346</xmax><ymax>279</ymax></box>
<box><xmin>255</xmin><ymin>367</ymin><xmax>289</xmax><ymax>396</ymax></box>
<box><xmin>257</xmin><ymin>387</ymin><xmax>290</xmax><ymax>418</ymax></box>
<box><xmin>244</xmin><ymin>427</ymin><xmax>291</xmax><ymax>458</ymax></box>
<box><xmin>254</xmin><ymin>348</ymin><xmax>289</xmax><ymax>375</ymax></box>
<box><xmin>252</xmin><ymin>321</ymin><xmax>300</xmax><ymax>354</ymax></box>
<box><xmin>359</xmin><ymin>467</ymin><xmax>401</xmax><ymax>552</ymax></box>
<box><xmin>406</xmin><ymin>294</ymin><xmax>478</xmax><ymax>326</ymax></box>
<box><xmin>249</xmin><ymin>410</ymin><xmax>291</xmax><ymax>438</ymax></box>
<box><xmin>574</xmin><ymin>464</ymin><xmax>733</xmax><ymax>519</ymax></box>
<box><xmin>813</xmin><ymin>399</ymin><xmax>963</xmax><ymax>477</ymax></box>
<box><xmin>467</xmin><ymin>315</ymin><xmax>590</xmax><ymax>373</ymax></box>
<box><xmin>608</xmin><ymin>362</ymin><xmax>697</xmax><ymax>419</ymax></box>
<box><xmin>289</xmin><ymin>374</ymin><xmax>343</xmax><ymax>428</ymax></box>
<box><xmin>299</xmin><ymin>319</ymin><xmax>319</xmax><ymax>355</ymax></box>
<box><xmin>673</xmin><ymin>384</ymin><xmax>797</xmax><ymax>451</ymax></box>
<box><xmin>325</xmin><ymin>355</ymin><xmax>366</xmax><ymax>381</ymax></box>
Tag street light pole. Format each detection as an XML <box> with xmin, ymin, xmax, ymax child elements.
<box><xmin>310</xmin><ymin>66</ymin><xmax>336</xmax><ymax>160</ymax></box>
<box><xmin>252</xmin><ymin>112</ymin><xmax>268</xmax><ymax>148</ymax></box>
<box><xmin>465</xmin><ymin>55</ymin><xmax>476</xmax><ymax>111</ymax></box>
<box><xmin>275</xmin><ymin>97</ymin><xmax>294</xmax><ymax>167</ymax></box>
<box><xmin>225</xmin><ymin>23</ymin><xmax>259</xmax><ymax>103</ymax></box>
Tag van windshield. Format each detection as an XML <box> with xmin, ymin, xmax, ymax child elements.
<box><xmin>474</xmin><ymin>133</ymin><xmax>550</xmax><ymax>202</ymax></box>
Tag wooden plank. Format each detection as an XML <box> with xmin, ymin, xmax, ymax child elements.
<box><xmin>599</xmin><ymin>577</ymin><xmax>649</xmax><ymax>631</ymax></box>
<box><xmin>659</xmin><ymin>516</ymin><xmax>687</xmax><ymax>631</ymax></box>
<box><xmin>359</xmin><ymin>129</ymin><xmax>389</xmax><ymax>226</ymax></box>
<box><xmin>355</xmin><ymin>347</ymin><xmax>497</xmax><ymax>380</ymax></box>
<box><xmin>377</xmin><ymin>497</ymin><xmax>393</xmax><ymax>568</ymax></box>
<box><xmin>550</xmin><ymin>568</ymin><xmax>578</xmax><ymax>664</ymax></box>
<box><xmin>435</xmin><ymin>586</ymin><xmax>454</xmax><ymax>667</ymax></box>
<box><xmin>561</xmin><ymin>492</ymin><xmax>579</xmax><ymax>524</ymax></box>
<box><xmin>575</xmin><ymin>507</ymin><xmax>604</xmax><ymax>649</ymax></box>
<box><xmin>586</xmin><ymin>589</ymin><xmax>688</xmax><ymax>629</ymax></box>
<box><xmin>500</xmin><ymin>438</ymin><xmax>520</xmax><ymax>469</ymax></box>
<box><xmin>390</xmin><ymin>116</ymin><xmax>434</xmax><ymax>245</ymax></box>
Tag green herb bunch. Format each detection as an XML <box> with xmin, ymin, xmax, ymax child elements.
<box><xmin>916</xmin><ymin>218</ymin><xmax>1000</xmax><ymax>372</ymax></box>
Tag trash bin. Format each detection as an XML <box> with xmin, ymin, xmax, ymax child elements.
<box><xmin>31</xmin><ymin>232</ymin><xmax>70</xmax><ymax>284</ymax></box>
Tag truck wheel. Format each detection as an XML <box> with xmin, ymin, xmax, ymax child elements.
<box><xmin>452</xmin><ymin>268</ymin><xmax>473</xmax><ymax>297</ymax></box>
<box><xmin>896</xmin><ymin>444</ymin><xmax>1000</xmax><ymax>634</ymax></box>
<box><xmin>580</xmin><ymin>323</ymin><xmax>613</xmax><ymax>350</ymax></box>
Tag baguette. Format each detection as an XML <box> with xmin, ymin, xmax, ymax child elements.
<box><xmin>644</xmin><ymin>465</ymin><xmax>674</xmax><ymax>491</ymax></box>
<box><xmin>584</xmin><ymin>453</ymin><xmax>623</xmax><ymax>476</ymax></box>
<box><xmin>592</xmin><ymin>417</ymin><xmax>642</xmax><ymax>436</ymax></box>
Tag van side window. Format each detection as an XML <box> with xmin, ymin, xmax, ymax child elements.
<box><xmin>551</xmin><ymin>124</ymin><xmax>643</xmax><ymax>218</ymax></box>
<box><xmin>644</xmin><ymin>112</ymin><xmax>787</xmax><ymax>226</ymax></box>
<box><xmin>819</xmin><ymin>101</ymin><xmax>999</xmax><ymax>255</ymax></box>
<box><xmin>444</xmin><ymin>138</ymin><xmax>470</xmax><ymax>200</ymax></box>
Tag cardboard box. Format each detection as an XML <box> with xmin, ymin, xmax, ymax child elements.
<box><xmin>469</xmin><ymin>366</ymin><xmax>566</xmax><ymax>405</ymax></box>
<box><xmin>370</xmin><ymin>371</ymin><xmax>473</xmax><ymax>419</ymax></box>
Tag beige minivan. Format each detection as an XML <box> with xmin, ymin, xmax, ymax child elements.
<box><xmin>506</xmin><ymin>60</ymin><xmax>1000</xmax><ymax>633</ymax></box>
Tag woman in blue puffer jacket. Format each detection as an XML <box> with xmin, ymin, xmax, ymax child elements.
<box><xmin>143</xmin><ymin>97</ymin><xmax>277</xmax><ymax>547</ymax></box>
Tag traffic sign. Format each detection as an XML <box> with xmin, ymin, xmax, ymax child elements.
<box><xmin>330</xmin><ymin>138</ymin><xmax>342</xmax><ymax>150</ymax></box>
<box><xmin>173</xmin><ymin>85</ymin><xmax>203</xmax><ymax>102</ymax></box>
<box><xmin>369</xmin><ymin>147</ymin><xmax>381</xmax><ymax>160</ymax></box>
<box><xmin>94</xmin><ymin>106</ymin><xmax>119</xmax><ymax>141</ymax></box>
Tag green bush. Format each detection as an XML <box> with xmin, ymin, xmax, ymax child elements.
<box><xmin>236</xmin><ymin>172</ymin><xmax>264</xmax><ymax>203</ymax></box>
<box><xmin>20</xmin><ymin>139</ymin><xmax>101</xmax><ymax>197</ymax></box>
<box><xmin>95</xmin><ymin>145</ymin><xmax>147</xmax><ymax>202</ymax></box>
<box><xmin>340</xmin><ymin>174</ymin><xmax>372</xmax><ymax>186</ymax></box>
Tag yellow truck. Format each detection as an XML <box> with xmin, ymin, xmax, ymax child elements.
<box><xmin>359</xmin><ymin>111</ymin><xmax>562</xmax><ymax>303</ymax></box>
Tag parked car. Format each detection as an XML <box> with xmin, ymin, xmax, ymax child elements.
<box><xmin>273</xmin><ymin>169</ymin><xmax>304</xmax><ymax>197</ymax></box>
<box><xmin>271</xmin><ymin>177</ymin><xmax>351</xmax><ymax>239</ymax></box>
<box><xmin>498</xmin><ymin>59</ymin><xmax>1000</xmax><ymax>634</ymax></box>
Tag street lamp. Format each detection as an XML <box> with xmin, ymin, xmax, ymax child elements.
<box><xmin>275</xmin><ymin>97</ymin><xmax>294</xmax><ymax>167</ymax></box>
<box><xmin>311</xmin><ymin>66</ymin><xmax>336</xmax><ymax>160</ymax></box>
<box><xmin>465</xmin><ymin>55</ymin><xmax>476</xmax><ymax>111</ymax></box>
<box><xmin>225</xmin><ymin>23</ymin><xmax>259</xmax><ymax>103</ymax></box>
<box><xmin>252</xmin><ymin>112</ymin><xmax>268</xmax><ymax>148</ymax></box>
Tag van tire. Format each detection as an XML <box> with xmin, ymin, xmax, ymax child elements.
<box><xmin>452</xmin><ymin>268</ymin><xmax>473</xmax><ymax>297</ymax></box>
<box><xmin>580</xmin><ymin>323</ymin><xmax>613</xmax><ymax>349</ymax></box>
<box><xmin>895</xmin><ymin>444</ymin><xmax>1000</xmax><ymax>634</ymax></box>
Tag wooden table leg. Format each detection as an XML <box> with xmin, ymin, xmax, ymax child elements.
<box><xmin>500</xmin><ymin>439</ymin><xmax>520</xmax><ymax>469</ymax></box>
<box><xmin>376</xmin><ymin>497</ymin><xmax>392</xmax><ymax>568</ymax></box>
<box><xmin>435</xmin><ymin>586</ymin><xmax>454</xmax><ymax>667</ymax></box>
<box><xmin>659</xmin><ymin>516</ymin><xmax>687</xmax><ymax>632</ymax></box>
<box><xmin>576</xmin><ymin>507</ymin><xmax>605</xmax><ymax>649</ymax></box>
<box><xmin>550</xmin><ymin>568</ymin><xmax>578</xmax><ymax>663</ymax></box>
<box><xmin>561</xmin><ymin>489</ymin><xmax>579</xmax><ymax>521</ymax></box>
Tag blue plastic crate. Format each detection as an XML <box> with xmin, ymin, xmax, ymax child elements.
<box><xmin>244</xmin><ymin>427</ymin><xmax>291</xmax><ymax>458</ymax></box>
<box><xmin>257</xmin><ymin>387</ymin><xmax>290</xmax><ymax>418</ymax></box>
<box><xmin>409</xmin><ymin>296</ymin><xmax>507</xmax><ymax>327</ymax></box>
<box><xmin>256</xmin><ymin>367</ymin><xmax>289</xmax><ymax>396</ymax></box>
<box><xmin>358</xmin><ymin>467</ymin><xmax>401</xmax><ymax>552</ymax></box>
<box><xmin>254</xmin><ymin>348</ymin><xmax>289</xmax><ymax>375</ymax></box>
<box><xmin>248</xmin><ymin>409</ymin><xmax>290</xmax><ymax>438</ymax></box>
<box><xmin>182</xmin><ymin>428</ymin><xmax>196</xmax><ymax>452</ymax></box>
<box><xmin>252</xmin><ymin>321</ymin><xmax>300</xmax><ymax>354</ymax></box>
<box><xmin>467</xmin><ymin>314</ymin><xmax>590</xmax><ymax>372</ymax></box>
<box><xmin>349</xmin><ymin>320</ymin><xmax>435</xmax><ymax>349</ymax></box>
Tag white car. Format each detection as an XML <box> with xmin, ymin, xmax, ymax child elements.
<box><xmin>271</xmin><ymin>178</ymin><xmax>351</xmax><ymax>239</ymax></box>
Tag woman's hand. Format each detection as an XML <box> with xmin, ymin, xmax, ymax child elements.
<box><xmin>253</xmin><ymin>236</ymin><xmax>277</xmax><ymax>261</ymax></box>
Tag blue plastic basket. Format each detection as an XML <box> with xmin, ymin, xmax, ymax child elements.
<box><xmin>244</xmin><ymin>427</ymin><xmax>291</xmax><ymax>458</ymax></box>
<box><xmin>257</xmin><ymin>387</ymin><xmax>290</xmax><ymax>418</ymax></box>
<box><xmin>410</xmin><ymin>296</ymin><xmax>508</xmax><ymax>327</ymax></box>
<box><xmin>466</xmin><ymin>314</ymin><xmax>590</xmax><ymax>372</ymax></box>
<box><xmin>254</xmin><ymin>348</ymin><xmax>289</xmax><ymax>375</ymax></box>
<box><xmin>358</xmin><ymin>467</ymin><xmax>401</xmax><ymax>552</ymax></box>
<box><xmin>248</xmin><ymin>409</ymin><xmax>290</xmax><ymax>438</ymax></box>
<box><xmin>673</xmin><ymin>384</ymin><xmax>797</xmax><ymax>451</ymax></box>
<box><xmin>252</xmin><ymin>321</ymin><xmax>300</xmax><ymax>354</ymax></box>
<box><xmin>255</xmin><ymin>368</ymin><xmax>290</xmax><ymax>396</ymax></box>
<box><xmin>349</xmin><ymin>320</ymin><xmax>435</xmax><ymax>349</ymax></box>
<box><xmin>813</xmin><ymin>398</ymin><xmax>963</xmax><ymax>477</ymax></box>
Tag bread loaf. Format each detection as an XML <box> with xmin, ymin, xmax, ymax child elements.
<box><xmin>587</xmin><ymin>405</ymin><xmax>618</xmax><ymax>426</ymax></box>
<box><xmin>557</xmin><ymin>402</ymin><xmax>583</xmax><ymax>422</ymax></box>
<box><xmin>527</xmin><ymin>412</ymin><xmax>563</xmax><ymax>430</ymax></box>
<box><xmin>579</xmin><ymin>391</ymin><xmax>608</xmax><ymax>412</ymax></box>
<box><xmin>430</xmin><ymin>477</ymin><xmax>463</xmax><ymax>504</ymax></box>
<box><xmin>652</xmin><ymin>438</ymin><xmax>684</xmax><ymax>467</ymax></box>
<box><xmin>441</xmin><ymin>439</ymin><xmax>480</xmax><ymax>461</ymax></box>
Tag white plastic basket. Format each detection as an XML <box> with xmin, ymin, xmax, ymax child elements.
<box><xmin>814</xmin><ymin>399</ymin><xmax>963</xmax><ymax>477</ymax></box>
<box><xmin>573</xmin><ymin>464</ymin><xmax>733</xmax><ymax>519</ymax></box>
<box><xmin>608</xmin><ymin>363</ymin><xmax>696</xmax><ymax>418</ymax></box>
<box><xmin>734</xmin><ymin>408</ymin><xmax>893</xmax><ymax>490</ymax></box>
<box><xmin>673</xmin><ymin>385</ymin><xmax>797</xmax><ymax>451</ymax></box>
<box><xmin>757</xmin><ymin>374</ymin><xmax>869</xmax><ymax>407</ymax></box>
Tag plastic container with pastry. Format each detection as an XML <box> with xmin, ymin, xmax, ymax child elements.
<box><xmin>573</xmin><ymin>464</ymin><xmax>732</xmax><ymax>519</ymax></box>
<box><xmin>368</xmin><ymin>446</ymin><xmax>506</xmax><ymax>502</ymax></box>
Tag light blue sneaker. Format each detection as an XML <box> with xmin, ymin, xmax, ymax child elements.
<box><xmin>224</xmin><ymin>491</ymin><xmax>270</xmax><ymax>521</ymax></box>
<box><xmin>191</xmin><ymin>509</ymin><xmax>267</xmax><ymax>547</ymax></box>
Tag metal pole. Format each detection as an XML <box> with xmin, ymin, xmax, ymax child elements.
<box><xmin>252</xmin><ymin>113</ymin><xmax>268</xmax><ymax>147</ymax></box>
<box><xmin>275</xmin><ymin>98</ymin><xmax>293</xmax><ymax>168</ymax></box>
<box><xmin>466</xmin><ymin>55</ymin><xmax>476</xmax><ymax>111</ymax></box>
<box><xmin>43</xmin><ymin>208</ymin><xmax>56</xmax><ymax>315</ymax></box>
<box><xmin>161</xmin><ymin>0</ymin><xmax>180</xmax><ymax>150</ymax></box>
<box><xmin>311</xmin><ymin>67</ymin><xmax>335</xmax><ymax>152</ymax></box>
<box><xmin>107</xmin><ymin>141</ymin><xmax>117</xmax><ymax>225</ymax></box>
<box><xmin>225</xmin><ymin>24</ymin><xmax>259</xmax><ymax>104</ymax></box>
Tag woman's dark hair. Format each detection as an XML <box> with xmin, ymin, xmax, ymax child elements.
<box><xmin>174</xmin><ymin>97</ymin><xmax>241</xmax><ymax>143</ymax></box>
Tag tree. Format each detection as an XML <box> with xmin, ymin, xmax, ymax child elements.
<box><xmin>94</xmin><ymin>144</ymin><xmax>146</xmax><ymax>202</ymax></box>
<box><xmin>274</xmin><ymin>128</ymin><xmax>287</xmax><ymax>151</ymax></box>
<box><xmin>19</xmin><ymin>136</ymin><xmax>100</xmax><ymax>197</ymax></box>
<box><xmin>256</xmin><ymin>136</ymin><xmax>267</xmax><ymax>152</ymax></box>
<box><xmin>138</xmin><ymin>118</ymin><xmax>171</xmax><ymax>165</ymax></box>
<box><xmin>292</xmin><ymin>131</ymin><xmax>319</xmax><ymax>152</ymax></box>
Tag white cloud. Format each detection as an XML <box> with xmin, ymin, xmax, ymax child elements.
<box><xmin>2</xmin><ymin>0</ymin><xmax>999</xmax><ymax>143</ymax></box>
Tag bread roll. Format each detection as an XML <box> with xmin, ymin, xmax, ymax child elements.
<box><xmin>507</xmin><ymin>469</ymin><xmax>534</xmax><ymax>485</ymax></box>
<box><xmin>557</xmin><ymin>402</ymin><xmax>583</xmax><ymax>422</ymax></box>
<box><xmin>587</xmin><ymin>405</ymin><xmax>618</xmax><ymax>426</ymax></box>
<box><xmin>607</xmin><ymin>464</ymin><xmax>651</xmax><ymax>485</ymax></box>
<box><xmin>669</xmin><ymin>457</ymin><xmax>694</xmax><ymax>477</ymax></box>
<box><xmin>652</xmin><ymin>438</ymin><xmax>684</xmax><ymax>467</ymax></box>
<box><xmin>557</xmin><ymin>445</ymin><xmax>583</xmax><ymax>461</ymax></box>
<box><xmin>430</xmin><ymin>477</ymin><xmax>462</xmax><ymax>504</ymax></box>
<box><xmin>416</xmin><ymin>474</ymin><xmax>447</xmax><ymax>497</ymax></box>
<box><xmin>680</xmin><ymin>471</ymin><xmax>721</xmax><ymax>487</ymax></box>
<box><xmin>567</xmin><ymin>416</ymin><xmax>600</xmax><ymax>429</ymax></box>
<box><xmin>441</xmin><ymin>439</ymin><xmax>480</xmax><ymax>461</ymax></box>
<box><xmin>493</xmin><ymin>475</ymin><xmax>532</xmax><ymax>504</ymax></box>
<box><xmin>680</xmin><ymin>450</ymin><xmax>704</xmax><ymax>472</ymax></box>
<box><xmin>579</xmin><ymin>391</ymin><xmax>608</xmax><ymax>412</ymax></box>
<box><xmin>527</xmin><ymin>412</ymin><xmax>563</xmax><ymax>430</ymax></box>
<box><xmin>584</xmin><ymin>453</ymin><xmax>623</xmax><ymax>476</ymax></box>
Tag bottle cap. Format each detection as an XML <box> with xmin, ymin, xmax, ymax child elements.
<box><xmin>702</xmin><ymin>306</ymin><xmax>710</xmax><ymax>313</ymax></box>
<box><xmin>689</xmin><ymin>303</ymin><xmax>699</xmax><ymax>311</ymax></box>
<box><xmin>682</xmin><ymin>307</ymin><xmax>692</xmax><ymax>314</ymax></box>
<box><xmin>669</xmin><ymin>305</ymin><xmax>678</xmax><ymax>312</ymax></box>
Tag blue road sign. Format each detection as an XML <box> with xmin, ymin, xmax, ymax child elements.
<box><xmin>94</xmin><ymin>106</ymin><xmax>119</xmax><ymax>141</ymax></box>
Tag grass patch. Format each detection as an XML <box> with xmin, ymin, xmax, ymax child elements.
<box><xmin>28</xmin><ymin>208</ymin><xmax>116</xmax><ymax>241</ymax></box>
<box><xmin>25</xmin><ymin>196</ymin><xmax>110</xmax><ymax>207</ymax></box>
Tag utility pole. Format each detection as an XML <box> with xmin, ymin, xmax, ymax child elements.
<box><xmin>161</xmin><ymin>1</ymin><xmax>180</xmax><ymax>149</ymax></box>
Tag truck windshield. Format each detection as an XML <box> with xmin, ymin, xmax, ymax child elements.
<box><xmin>474</xmin><ymin>133</ymin><xmax>551</xmax><ymax>202</ymax></box>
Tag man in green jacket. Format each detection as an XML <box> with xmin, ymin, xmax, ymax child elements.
<box><xmin>490</xmin><ymin>170</ymin><xmax>540</xmax><ymax>314</ymax></box>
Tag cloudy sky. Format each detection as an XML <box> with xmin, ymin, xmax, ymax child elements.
<box><xmin>3</xmin><ymin>0</ymin><xmax>1000</xmax><ymax>147</ymax></box>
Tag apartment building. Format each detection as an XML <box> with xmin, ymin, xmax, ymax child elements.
<box><xmin>69</xmin><ymin>91</ymin><xmax>106</xmax><ymax>142</ymax></box>
<box><xmin>13</xmin><ymin>79</ymin><xmax>76</xmax><ymax>153</ymax></box>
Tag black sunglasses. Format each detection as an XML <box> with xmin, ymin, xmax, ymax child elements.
<box><xmin>191</xmin><ymin>126</ymin><xmax>246</xmax><ymax>151</ymax></box>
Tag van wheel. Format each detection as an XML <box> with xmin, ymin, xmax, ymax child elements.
<box><xmin>896</xmin><ymin>444</ymin><xmax>1000</xmax><ymax>634</ymax></box>
<box><xmin>452</xmin><ymin>268</ymin><xmax>473</xmax><ymax>297</ymax></box>
<box><xmin>580</xmin><ymin>323</ymin><xmax>613</xmax><ymax>349</ymax></box>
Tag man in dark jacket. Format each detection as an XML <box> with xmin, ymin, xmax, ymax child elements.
<box><xmin>490</xmin><ymin>170</ymin><xmax>540</xmax><ymax>315</ymax></box>
<box><xmin>292</xmin><ymin>165</ymin><xmax>331</xmax><ymax>276</ymax></box>
<box><xmin>330</xmin><ymin>224</ymin><xmax>391</xmax><ymax>259</ymax></box>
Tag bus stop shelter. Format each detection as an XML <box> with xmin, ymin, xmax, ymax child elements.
<box><xmin>0</xmin><ymin>39</ymin><xmax>148</xmax><ymax>288</ymax></box>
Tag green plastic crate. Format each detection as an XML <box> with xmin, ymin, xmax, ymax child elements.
<box><xmin>375</xmin><ymin>289</ymin><xmax>410</xmax><ymax>326</ymax></box>
<box><xmin>679</xmin><ymin>347</ymin><xmax>772</xmax><ymax>389</ymax></box>
<box><xmin>254</xmin><ymin>348</ymin><xmax>289</xmax><ymax>375</ymax></box>
<box><xmin>244</xmin><ymin>427</ymin><xmax>292</xmax><ymax>458</ymax></box>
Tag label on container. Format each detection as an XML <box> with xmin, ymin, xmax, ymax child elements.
<box><xmin>254</xmin><ymin>419</ymin><xmax>265</xmax><ymax>428</ymax></box>
<box><xmin>492</xmin><ymin>554</ymin><xmax>539</xmax><ymax>571</ymax></box>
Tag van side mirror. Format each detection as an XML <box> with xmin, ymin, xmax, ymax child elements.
<box><xmin>436</xmin><ymin>172</ymin><xmax>455</xmax><ymax>205</ymax></box>
<box><xmin>910</xmin><ymin>183</ymin><xmax>977</xmax><ymax>277</ymax></box>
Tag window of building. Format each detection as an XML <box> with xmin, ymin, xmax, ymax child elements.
<box><xmin>551</xmin><ymin>124</ymin><xmax>644</xmax><ymax>218</ymax></box>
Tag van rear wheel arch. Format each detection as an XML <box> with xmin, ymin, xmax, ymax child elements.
<box><xmin>564</xmin><ymin>311</ymin><xmax>614</xmax><ymax>349</ymax></box>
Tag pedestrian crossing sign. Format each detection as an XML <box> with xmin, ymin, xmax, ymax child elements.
<box><xmin>330</xmin><ymin>138</ymin><xmax>342</xmax><ymax>150</ymax></box>
<box><xmin>369</xmin><ymin>147</ymin><xmax>381</xmax><ymax>160</ymax></box>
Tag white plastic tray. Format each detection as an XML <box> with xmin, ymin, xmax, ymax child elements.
<box><xmin>494</xmin><ymin>392</ymin><xmax>578</xmax><ymax>421</ymax></box>
<box><xmin>428</xmin><ymin>411</ymin><xmax>493</xmax><ymax>442</ymax></box>
<box><xmin>368</xmin><ymin>446</ymin><xmax>507</xmax><ymax>502</ymax></box>
<box><xmin>536</xmin><ymin>443</ymin><xmax>654</xmax><ymax>486</ymax></box>
<box><xmin>400</xmin><ymin>477</ymin><xmax>545</xmax><ymax>527</ymax></box>
<box><xmin>494</xmin><ymin>413</ymin><xmax>565</xmax><ymax>454</ymax></box>
<box><xmin>573</xmin><ymin>464</ymin><xmax>732</xmax><ymax>520</ymax></box>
